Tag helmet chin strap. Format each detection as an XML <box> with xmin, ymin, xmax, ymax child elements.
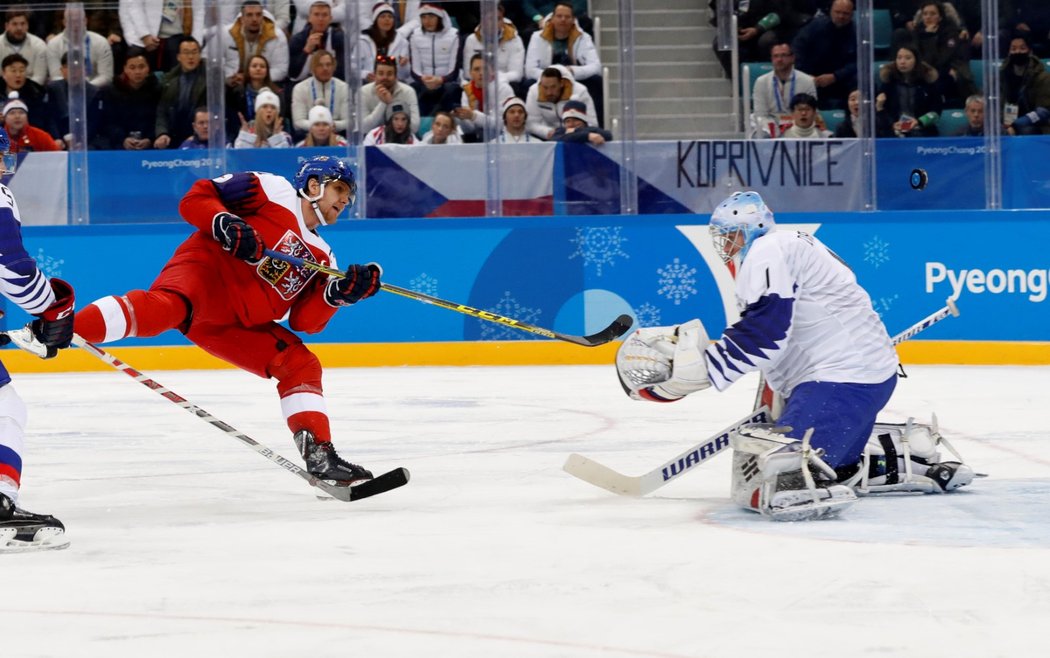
<box><xmin>300</xmin><ymin>180</ymin><xmax>329</xmax><ymax>226</ymax></box>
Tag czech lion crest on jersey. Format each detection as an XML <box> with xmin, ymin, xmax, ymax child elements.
<box><xmin>258</xmin><ymin>231</ymin><xmax>319</xmax><ymax>300</ymax></box>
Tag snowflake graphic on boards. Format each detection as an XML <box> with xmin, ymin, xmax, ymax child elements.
<box><xmin>657</xmin><ymin>258</ymin><xmax>698</xmax><ymax>306</ymax></box>
<box><xmin>568</xmin><ymin>227</ymin><xmax>629</xmax><ymax>276</ymax></box>
<box><xmin>871</xmin><ymin>293</ymin><xmax>900</xmax><ymax>318</ymax></box>
<box><xmin>863</xmin><ymin>236</ymin><xmax>891</xmax><ymax>269</ymax></box>
<box><xmin>480</xmin><ymin>291</ymin><xmax>543</xmax><ymax>341</ymax></box>
<box><xmin>634</xmin><ymin>302</ymin><xmax>661</xmax><ymax>327</ymax></box>
<box><xmin>35</xmin><ymin>248</ymin><xmax>64</xmax><ymax>278</ymax></box>
<box><xmin>408</xmin><ymin>273</ymin><xmax>439</xmax><ymax>297</ymax></box>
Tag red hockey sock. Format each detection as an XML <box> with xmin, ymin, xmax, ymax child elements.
<box><xmin>271</xmin><ymin>344</ymin><xmax>331</xmax><ymax>443</ymax></box>
<box><xmin>74</xmin><ymin>290</ymin><xmax>189</xmax><ymax>343</ymax></box>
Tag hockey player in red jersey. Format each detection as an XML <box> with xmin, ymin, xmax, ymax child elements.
<box><xmin>73</xmin><ymin>156</ymin><xmax>382</xmax><ymax>485</ymax></box>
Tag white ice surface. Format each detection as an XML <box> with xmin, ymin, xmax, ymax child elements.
<box><xmin>2</xmin><ymin>363</ymin><xmax>1049</xmax><ymax>657</ymax></box>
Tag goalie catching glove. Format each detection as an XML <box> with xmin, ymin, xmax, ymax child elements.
<box><xmin>616</xmin><ymin>319</ymin><xmax>712</xmax><ymax>402</ymax></box>
<box><xmin>212</xmin><ymin>212</ymin><xmax>265</xmax><ymax>264</ymax></box>
<box><xmin>324</xmin><ymin>263</ymin><xmax>382</xmax><ymax>307</ymax></box>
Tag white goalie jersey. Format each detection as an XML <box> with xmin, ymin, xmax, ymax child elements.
<box><xmin>704</xmin><ymin>230</ymin><xmax>899</xmax><ymax>397</ymax></box>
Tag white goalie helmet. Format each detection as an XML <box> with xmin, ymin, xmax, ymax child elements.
<box><xmin>709</xmin><ymin>191</ymin><xmax>775</xmax><ymax>270</ymax></box>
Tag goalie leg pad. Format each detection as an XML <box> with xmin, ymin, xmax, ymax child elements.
<box><xmin>730</xmin><ymin>425</ymin><xmax>856</xmax><ymax>521</ymax></box>
<box><xmin>845</xmin><ymin>418</ymin><xmax>975</xmax><ymax>494</ymax></box>
<box><xmin>616</xmin><ymin>319</ymin><xmax>711</xmax><ymax>402</ymax></box>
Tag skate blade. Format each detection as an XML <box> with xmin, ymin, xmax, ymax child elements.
<box><xmin>0</xmin><ymin>527</ymin><xmax>70</xmax><ymax>553</ymax></box>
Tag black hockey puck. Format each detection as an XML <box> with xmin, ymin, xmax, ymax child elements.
<box><xmin>909</xmin><ymin>168</ymin><xmax>929</xmax><ymax>190</ymax></box>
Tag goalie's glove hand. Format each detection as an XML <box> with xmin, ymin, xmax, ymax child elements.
<box><xmin>212</xmin><ymin>212</ymin><xmax>265</xmax><ymax>264</ymax></box>
<box><xmin>324</xmin><ymin>263</ymin><xmax>382</xmax><ymax>307</ymax></box>
<box><xmin>616</xmin><ymin>319</ymin><xmax>712</xmax><ymax>402</ymax></box>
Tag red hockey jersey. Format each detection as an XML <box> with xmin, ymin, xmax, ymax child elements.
<box><xmin>174</xmin><ymin>171</ymin><xmax>339</xmax><ymax>333</ymax></box>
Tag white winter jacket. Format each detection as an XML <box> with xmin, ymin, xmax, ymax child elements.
<box><xmin>407</xmin><ymin>6</ymin><xmax>460</xmax><ymax>81</ymax></box>
<box><xmin>524</xmin><ymin>20</ymin><xmax>600</xmax><ymax>82</ymax></box>
<box><xmin>118</xmin><ymin>0</ymin><xmax>206</xmax><ymax>48</ymax></box>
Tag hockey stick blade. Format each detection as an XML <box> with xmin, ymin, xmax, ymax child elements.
<box><xmin>262</xmin><ymin>249</ymin><xmax>633</xmax><ymax>347</ymax></box>
<box><xmin>564</xmin><ymin>408</ymin><xmax>771</xmax><ymax>497</ymax></box>
<box><xmin>339</xmin><ymin>467</ymin><xmax>411</xmax><ymax>501</ymax></box>
<box><xmin>557</xmin><ymin>314</ymin><xmax>634</xmax><ymax>347</ymax></box>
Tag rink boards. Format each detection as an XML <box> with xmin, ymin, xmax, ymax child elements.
<box><xmin>4</xmin><ymin>210</ymin><xmax>1048</xmax><ymax>371</ymax></box>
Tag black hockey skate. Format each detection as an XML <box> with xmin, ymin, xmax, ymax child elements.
<box><xmin>293</xmin><ymin>430</ymin><xmax>373</xmax><ymax>486</ymax></box>
<box><xmin>0</xmin><ymin>493</ymin><xmax>69</xmax><ymax>552</ymax></box>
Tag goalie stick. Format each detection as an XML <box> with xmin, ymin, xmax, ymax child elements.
<box><xmin>262</xmin><ymin>249</ymin><xmax>633</xmax><ymax>347</ymax></box>
<box><xmin>563</xmin><ymin>298</ymin><xmax>962</xmax><ymax>497</ymax></box>
<box><xmin>1</xmin><ymin>330</ymin><xmax>409</xmax><ymax>502</ymax></box>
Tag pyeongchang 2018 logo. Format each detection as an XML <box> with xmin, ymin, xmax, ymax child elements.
<box><xmin>926</xmin><ymin>262</ymin><xmax>1048</xmax><ymax>302</ymax></box>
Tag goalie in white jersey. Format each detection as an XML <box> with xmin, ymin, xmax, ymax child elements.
<box><xmin>616</xmin><ymin>191</ymin><xmax>973</xmax><ymax>521</ymax></box>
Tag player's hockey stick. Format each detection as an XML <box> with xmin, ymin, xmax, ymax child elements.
<box><xmin>0</xmin><ymin>329</ymin><xmax>408</xmax><ymax>502</ymax></box>
<box><xmin>262</xmin><ymin>248</ymin><xmax>633</xmax><ymax>347</ymax></box>
<box><xmin>563</xmin><ymin>297</ymin><xmax>962</xmax><ymax>496</ymax></box>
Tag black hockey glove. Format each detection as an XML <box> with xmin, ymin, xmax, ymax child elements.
<box><xmin>212</xmin><ymin>212</ymin><xmax>265</xmax><ymax>264</ymax></box>
<box><xmin>31</xmin><ymin>277</ymin><xmax>76</xmax><ymax>355</ymax></box>
<box><xmin>324</xmin><ymin>263</ymin><xmax>382</xmax><ymax>307</ymax></box>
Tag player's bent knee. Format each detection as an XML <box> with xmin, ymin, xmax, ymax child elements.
<box><xmin>269</xmin><ymin>342</ymin><xmax>322</xmax><ymax>393</ymax></box>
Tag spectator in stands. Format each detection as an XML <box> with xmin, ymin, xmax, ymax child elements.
<box><xmin>46</xmin><ymin>53</ymin><xmax>100</xmax><ymax>147</ymax></box>
<box><xmin>361</xmin><ymin>54</ymin><xmax>421</xmax><ymax>134</ymax></box>
<box><xmin>792</xmin><ymin>0</ymin><xmax>857</xmax><ymax>110</ymax></box>
<box><xmin>357</xmin><ymin>3</ymin><xmax>409</xmax><ymax>84</ymax></box>
<box><xmin>2</xmin><ymin>93</ymin><xmax>59</xmax><ymax>152</ymax></box>
<box><xmin>550</xmin><ymin>98</ymin><xmax>611</xmax><ymax>145</ymax></box>
<box><xmin>1004</xmin><ymin>0</ymin><xmax>1050</xmax><ymax>58</ymax></box>
<box><xmin>226</xmin><ymin>54</ymin><xmax>283</xmax><ymax>138</ymax></box>
<box><xmin>363</xmin><ymin>100</ymin><xmax>419</xmax><ymax>145</ymax></box>
<box><xmin>296</xmin><ymin>105</ymin><xmax>347</xmax><ymax>146</ymax></box>
<box><xmin>420</xmin><ymin>111</ymin><xmax>463</xmax><ymax>144</ymax></box>
<box><xmin>524</xmin><ymin>2</ymin><xmax>600</xmax><ymax>120</ymax></box>
<box><xmin>751</xmin><ymin>42</ymin><xmax>817</xmax><ymax>138</ymax></box>
<box><xmin>117</xmin><ymin>0</ymin><xmax>204</xmax><ymax>74</ymax></box>
<box><xmin>86</xmin><ymin>8</ymin><xmax>126</xmax><ymax>74</ymax></box>
<box><xmin>876</xmin><ymin>45</ymin><xmax>942</xmax><ymax>137</ymax></box>
<box><xmin>407</xmin><ymin>4</ymin><xmax>460</xmax><ymax>116</ymax></box>
<box><xmin>154</xmin><ymin>36</ymin><xmax>206</xmax><ymax>149</ymax></box>
<box><xmin>291</xmin><ymin>50</ymin><xmax>348</xmax><ymax>138</ymax></box>
<box><xmin>711</xmin><ymin>0</ymin><xmax>814</xmax><ymax>77</ymax></box>
<box><xmin>234</xmin><ymin>88</ymin><xmax>292</xmax><ymax>147</ymax></box>
<box><xmin>220</xmin><ymin>0</ymin><xmax>291</xmax><ymax>34</ymax></box>
<box><xmin>0</xmin><ymin>7</ymin><xmax>48</xmax><ymax>86</ymax></box>
<box><xmin>0</xmin><ymin>54</ymin><xmax>53</xmax><ymax>137</ymax></box>
<box><xmin>291</xmin><ymin>0</ymin><xmax>361</xmax><ymax>35</ymax></box>
<box><xmin>453</xmin><ymin>53</ymin><xmax>515</xmax><ymax>142</ymax></box>
<box><xmin>833</xmin><ymin>89</ymin><xmax>862</xmax><ymax>137</ymax></box>
<box><xmin>92</xmin><ymin>47</ymin><xmax>161</xmax><ymax>150</ymax></box>
<box><xmin>520</xmin><ymin>1</ymin><xmax>591</xmax><ymax>39</ymax></box>
<box><xmin>45</xmin><ymin>6</ymin><xmax>114</xmax><ymax>87</ymax></box>
<box><xmin>179</xmin><ymin>107</ymin><xmax>210</xmax><ymax>148</ymax></box>
<box><xmin>780</xmin><ymin>93</ymin><xmax>831</xmax><ymax>138</ymax></box>
<box><xmin>461</xmin><ymin>2</ymin><xmax>525</xmax><ymax>93</ymax></box>
<box><xmin>524</xmin><ymin>64</ymin><xmax>596</xmax><ymax>140</ymax></box>
<box><xmin>1001</xmin><ymin>35</ymin><xmax>1050</xmax><ymax>135</ymax></box>
<box><xmin>499</xmin><ymin>96</ymin><xmax>536</xmax><ymax>142</ymax></box>
<box><xmin>958</xmin><ymin>94</ymin><xmax>984</xmax><ymax>135</ymax></box>
<box><xmin>289</xmin><ymin>0</ymin><xmax>345</xmax><ymax>83</ymax></box>
<box><xmin>222</xmin><ymin>1</ymin><xmax>289</xmax><ymax>87</ymax></box>
<box><xmin>909</xmin><ymin>1</ymin><xmax>976</xmax><ymax>107</ymax></box>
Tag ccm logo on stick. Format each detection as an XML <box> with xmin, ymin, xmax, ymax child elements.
<box><xmin>926</xmin><ymin>262</ymin><xmax>1048</xmax><ymax>302</ymax></box>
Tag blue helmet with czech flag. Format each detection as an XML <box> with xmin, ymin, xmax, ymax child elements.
<box><xmin>709</xmin><ymin>191</ymin><xmax>775</xmax><ymax>273</ymax></box>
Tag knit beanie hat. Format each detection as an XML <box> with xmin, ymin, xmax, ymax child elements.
<box><xmin>255</xmin><ymin>89</ymin><xmax>281</xmax><ymax>113</ymax></box>
<box><xmin>560</xmin><ymin>99</ymin><xmax>589</xmax><ymax>125</ymax></box>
